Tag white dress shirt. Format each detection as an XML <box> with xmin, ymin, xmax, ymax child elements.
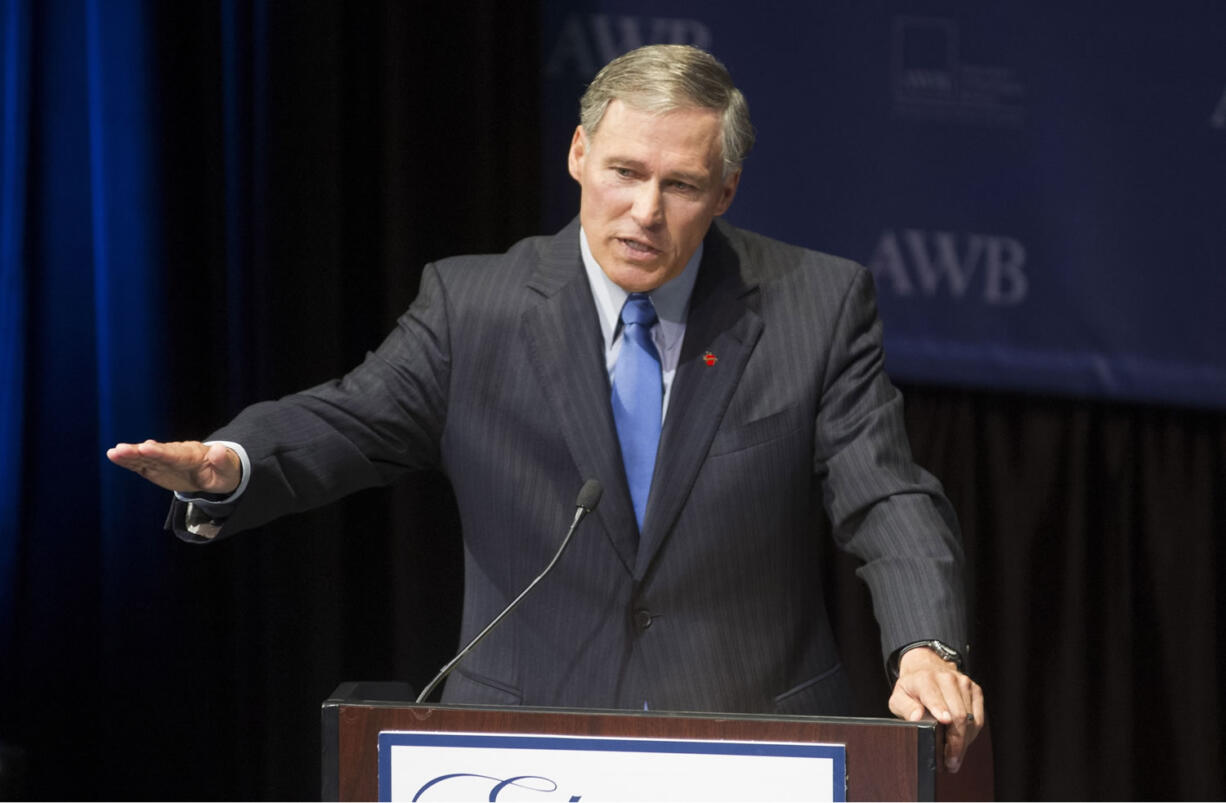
<box><xmin>579</xmin><ymin>226</ymin><xmax>702</xmax><ymax>421</ymax></box>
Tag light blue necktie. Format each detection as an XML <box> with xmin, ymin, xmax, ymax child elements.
<box><xmin>611</xmin><ymin>293</ymin><xmax>662</xmax><ymax>531</ymax></box>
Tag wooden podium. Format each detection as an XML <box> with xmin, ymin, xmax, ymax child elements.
<box><xmin>322</xmin><ymin>682</ymin><xmax>992</xmax><ymax>801</ymax></box>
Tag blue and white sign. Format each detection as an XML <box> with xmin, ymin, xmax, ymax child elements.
<box><xmin>378</xmin><ymin>731</ymin><xmax>846</xmax><ymax>801</ymax></box>
<box><xmin>540</xmin><ymin>1</ymin><xmax>1226</xmax><ymax>409</ymax></box>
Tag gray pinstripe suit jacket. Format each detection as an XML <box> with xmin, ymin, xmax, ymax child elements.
<box><xmin>171</xmin><ymin>217</ymin><xmax>967</xmax><ymax>715</ymax></box>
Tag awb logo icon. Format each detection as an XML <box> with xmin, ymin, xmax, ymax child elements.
<box><xmin>546</xmin><ymin>14</ymin><xmax>713</xmax><ymax>77</ymax></box>
<box><xmin>891</xmin><ymin>17</ymin><xmax>1025</xmax><ymax>128</ymax></box>
<box><xmin>869</xmin><ymin>229</ymin><xmax>1028</xmax><ymax>305</ymax></box>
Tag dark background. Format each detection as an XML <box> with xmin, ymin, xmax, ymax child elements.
<box><xmin>2</xmin><ymin>1</ymin><xmax>1224</xmax><ymax>800</ymax></box>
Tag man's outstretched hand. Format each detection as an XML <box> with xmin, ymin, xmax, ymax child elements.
<box><xmin>889</xmin><ymin>646</ymin><xmax>985</xmax><ymax>773</ymax></box>
<box><xmin>106</xmin><ymin>440</ymin><xmax>241</xmax><ymax>496</ymax></box>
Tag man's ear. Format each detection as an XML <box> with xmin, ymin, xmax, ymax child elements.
<box><xmin>567</xmin><ymin>125</ymin><xmax>587</xmax><ymax>183</ymax></box>
<box><xmin>713</xmin><ymin>168</ymin><xmax>741</xmax><ymax>216</ymax></box>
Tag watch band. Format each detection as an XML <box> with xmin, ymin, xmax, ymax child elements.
<box><xmin>888</xmin><ymin>639</ymin><xmax>966</xmax><ymax>682</ymax></box>
<box><xmin>901</xmin><ymin>639</ymin><xmax>964</xmax><ymax>669</ymax></box>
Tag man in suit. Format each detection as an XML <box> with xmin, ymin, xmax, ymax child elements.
<box><xmin>109</xmin><ymin>44</ymin><xmax>984</xmax><ymax>771</ymax></box>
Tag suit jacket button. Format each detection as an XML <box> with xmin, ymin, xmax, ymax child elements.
<box><xmin>633</xmin><ymin>609</ymin><xmax>654</xmax><ymax>630</ymax></box>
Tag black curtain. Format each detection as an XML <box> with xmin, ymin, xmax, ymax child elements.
<box><xmin>5</xmin><ymin>1</ymin><xmax>1225</xmax><ymax>800</ymax></box>
<box><xmin>905</xmin><ymin>390</ymin><xmax>1224</xmax><ymax>799</ymax></box>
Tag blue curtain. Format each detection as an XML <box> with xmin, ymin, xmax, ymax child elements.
<box><xmin>2</xmin><ymin>0</ymin><xmax>167</xmax><ymax>793</ymax></box>
<box><xmin>0</xmin><ymin>0</ymin><xmax>30</xmax><ymax>665</ymax></box>
<box><xmin>1</xmin><ymin>0</ymin><xmax>166</xmax><ymax>597</ymax></box>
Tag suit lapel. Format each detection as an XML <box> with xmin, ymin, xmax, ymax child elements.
<box><xmin>522</xmin><ymin>220</ymin><xmax>640</xmax><ymax>572</ymax></box>
<box><xmin>636</xmin><ymin>222</ymin><xmax>763</xmax><ymax>577</ymax></box>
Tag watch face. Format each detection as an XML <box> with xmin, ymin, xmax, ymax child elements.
<box><xmin>930</xmin><ymin>641</ymin><xmax>962</xmax><ymax>665</ymax></box>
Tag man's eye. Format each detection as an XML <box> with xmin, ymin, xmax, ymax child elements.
<box><xmin>614</xmin><ymin>167</ymin><xmax>634</xmax><ymax>178</ymax></box>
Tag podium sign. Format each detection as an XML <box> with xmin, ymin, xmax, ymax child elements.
<box><xmin>379</xmin><ymin>731</ymin><xmax>846</xmax><ymax>801</ymax></box>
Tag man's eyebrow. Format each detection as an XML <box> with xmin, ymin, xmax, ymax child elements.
<box><xmin>602</xmin><ymin>155</ymin><xmax>646</xmax><ymax>170</ymax></box>
<box><xmin>666</xmin><ymin>170</ymin><xmax>707</xmax><ymax>186</ymax></box>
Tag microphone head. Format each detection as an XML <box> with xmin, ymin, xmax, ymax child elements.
<box><xmin>575</xmin><ymin>479</ymin><xmax>603</xmax><ymax>512</ymax></box>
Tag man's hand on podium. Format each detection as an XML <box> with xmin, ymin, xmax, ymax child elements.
<box><xmin>107</xmin><ymin>440</ymin><xmax>241</xmax><ymax>496</ymax></box>
<box><xmin>889</xmin><ymin>646</ymin><xmax>985</xmax><ymax>774</ymax></box>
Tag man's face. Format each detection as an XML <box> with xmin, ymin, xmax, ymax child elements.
<box><xmin>568</xmin><ymin>100</ymin><xmax>740</xmax><ymax>293</ymax></box>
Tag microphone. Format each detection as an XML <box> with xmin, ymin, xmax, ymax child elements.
<box><xmin>415</xmin><ymin>479</ymin><xmax>603</xmax><ymax>704</ymax></box>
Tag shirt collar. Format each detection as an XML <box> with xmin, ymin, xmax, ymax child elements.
<box><xmin>579</xmin><ymin>226</ymin><xmax>703</xmax><ymax>349</ymax></box>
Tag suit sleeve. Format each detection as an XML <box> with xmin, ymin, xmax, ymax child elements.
<box><xmin>812</xmin><ymin>268</ymin><xmax>968</xmax><ymax>661</ymax></box>
<box><xmin>168</xmin><ymin>263</ymin><xmax>453</xmax><ymax>541</ymax></box>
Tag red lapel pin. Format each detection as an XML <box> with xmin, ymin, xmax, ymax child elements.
<box><xmin>703</xmin><ymin>351</ymin><xmax>718</xmax><ymax>367</ymax></box>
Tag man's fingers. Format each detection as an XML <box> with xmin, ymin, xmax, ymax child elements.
<box><xmin>106</xmin><ymin>439</ymin><xmax>233</xmax><ymax>493</ymax></box>
<box><xmin>945</xmin><ymin>717</ymin><xmax>969</xmax><ymax>773</ymax></box>
<box><xmin>107</xmin><ymin>444</ymin><xmax>166</xmax><ymax>476</ymax></box>
<box><xmin>106</xmin><ymin>442</ymin><xmax>144</xmax><ymax>463</ymax></box>
<box><xmin>942</xmin><ymin>680</ymin><xmax>984</xmax><ymax>772</ymax></box>
<box><xmin>897</xmin><ymin>670</ymin><xmax>956</xmax><ymax>723</ymax></box>
<box><xmin>888</xmin><ymin>686</ymin><xmax>929</xmax><ymax>722</ymax></box>
<box><xmin>935</xmin><ymin>670</ymin><xmax>970</xmax><ymax>721</ymax></box>
<box><xmin>944</xmin><ymin>703</ymin><xmax>984</xmax><ymax>772</ymax></box>
<box><xmin>891</xmin><ymin>664</ymin><xmax>985</xmax><ymax>773</ymax></box>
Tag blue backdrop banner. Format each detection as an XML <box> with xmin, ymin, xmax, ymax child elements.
<box><xmin>540</xmin><ymin>1</ymin><xmax>1226</xmax><ymax>409</ymax></box>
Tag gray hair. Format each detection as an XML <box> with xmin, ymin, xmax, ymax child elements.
<box><xmin>579</xmin><ymin>45</ymin><xmax>755</xmax><ymax>178</ymax></box>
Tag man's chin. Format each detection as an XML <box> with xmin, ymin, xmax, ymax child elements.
<box><xmin>605</xmin><ymin>261</ymin><xmax>675</xmax><ymax>293</ymax></box>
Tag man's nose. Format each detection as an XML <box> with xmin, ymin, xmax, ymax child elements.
<box><xmin>630</xmin><ymin>184</ymin><xmax>664</xmax><ymax>227</ymax></box>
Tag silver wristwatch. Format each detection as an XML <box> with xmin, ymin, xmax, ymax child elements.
<box><xmin>901</xmin><ymin>639</ymin><xmax>964</xmax><ymax>670</ymax></box>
